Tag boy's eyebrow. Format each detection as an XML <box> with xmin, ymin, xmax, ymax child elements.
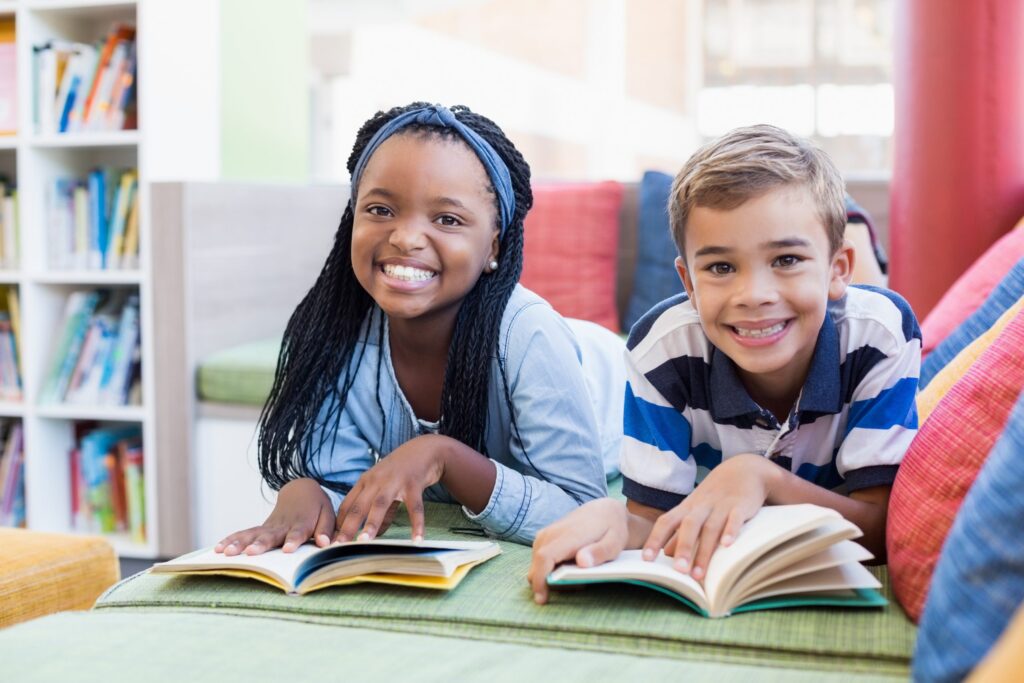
<box><xmin>693</xmin><ymin>237</ymin><xmax>813</xmax><ymax>258</ymax></box>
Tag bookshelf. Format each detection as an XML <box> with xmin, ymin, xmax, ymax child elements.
<box><xmin>0</xmin><ymin>0</ymin><xmax>192</xmax><ymax>558</ymax></box>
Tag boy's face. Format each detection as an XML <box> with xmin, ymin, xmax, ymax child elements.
<box><xmin>676</xmin><ymin>185</ymin><xmax>854</xmax><ymax>407</ymax></box>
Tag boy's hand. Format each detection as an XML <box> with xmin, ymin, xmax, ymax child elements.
<box><xmin>528</xmin><ymin>498</ymin><xmax>631</xmax><ymax>605</ymax></box>
<box><xmin>644</xmin><ymin>454</ymin><xmax>778</xmax><ymax>580</ymax></box>
<box><xmin>333</xmin><ymin>435</ymin><xmax>447</xmax><ymax>543</ymax></box>
<box><xmin>214</xmin><ymin>478</ymin><xmax>335</xmax><ymax>556</ymax></box>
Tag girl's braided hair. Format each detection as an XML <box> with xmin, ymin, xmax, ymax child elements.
<box><xmin>257</xmin><ymin>103</ymin><xmax>534</xmax><ymax>493</ymax></box>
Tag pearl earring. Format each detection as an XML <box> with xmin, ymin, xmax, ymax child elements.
<box><xmin>488</xmin><ymin>259</ymin><xmax>499</xmax><ymax>272</ymax></box>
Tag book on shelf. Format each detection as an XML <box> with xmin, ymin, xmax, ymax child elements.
<box><xmin>152</xmin><ymin>538</ymin><xmax>502</xmax><ymax>595</ymax></box>
<box><xmin>34</xmin><ymin>24</ymin><xmax>137</xmax><ymax>134</ymax></box>
<box><xmin>42</xmin><ymin>289</ymin><xmax>141</xmax><ymax>406</ymax></box>
<box><xmin>0</xmin><ymin>179</ymin><xmax>18</xmax><ymax>270</ymax></box>
<box><xmin>69</xmin><ymin>423</ymin><xmax>144</xmax><ymax>541</ymax></box>
<box><xmin>0</xmin><ymin>286</ymin><xmax>19</xmax><ymax>401</ymax></box>
<box><xmin>0</xmin><ymin>419</ymin><xmax>24</xmax><ymax>528</ymax></box>
<box><xmin>0</xmin><ymin>18</ymin><xmax>16</xmax><ymax>136</ymax></box>
<box><xmin>46</xmin><ymin>168</ymin><xmax>138</xmax><ymax>271</ymax></box>
<box><xmin>547</xmin><ymin>504</ymin><xmax>885</xmax><ymax>619</ymax></box>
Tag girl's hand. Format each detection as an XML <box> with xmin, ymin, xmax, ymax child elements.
<box><xmin>643</xmin><ymin>454</ymin><xmax>778</xmax><ymax>581</ymax></box>
<box><xmin>214</xmin><ymin>478</ymin><xmax>336</xmax><ymax>556</ymax></box>
<box><xmin>333</xmin><ymin>435</ymin><xmax>447</xmax><ymax>543</ymax></box>
<box><xmin>528</xmin><ymin>498</ymin><xmax>632</xmax><ymax>605</ymax></box>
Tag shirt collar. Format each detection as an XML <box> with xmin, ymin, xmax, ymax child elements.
<box><xmin>708</xmin><ymin>309</ymin><xmax>841</xmax><ymax>420</ymax></box>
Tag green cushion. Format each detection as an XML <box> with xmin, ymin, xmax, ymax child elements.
<box><xmin>196</xmin><ymin>337</ymin><xmax>281</xmax><ymax>405</ymax></box>
<box><xmin>96</xmin><ymin>503</ymin><xmax>915</xmax><ymax>677</ymax></box>
<box><xmin>0</xmin><ymin>610</ymin><xmax>906</xmax><ymax>682</ymax></box>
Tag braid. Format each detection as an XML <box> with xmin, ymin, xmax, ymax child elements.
<box><xmin>257</xmin><ymin>102</ymin><xmax>533</xmax><ymax>491</ymax></box>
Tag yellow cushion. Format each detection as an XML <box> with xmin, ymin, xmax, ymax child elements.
<box><xmin>0</xmin><ymin>529</ymin><xmax>119</xmax><ymax>628</ymax></box>
<box><xmin>917</xmin><ymin>295</ymin><xmax>1024</xmax><ymax>423</ymax></box>
<box><xmin>969</xmin><ymin>601</ymin><xmax>1024</xmax><ymax>682</ymax></box>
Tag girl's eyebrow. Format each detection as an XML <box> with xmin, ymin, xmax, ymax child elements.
<box><xmin>361</xmin><ymin>187</ymin><xmax>397</xmax><ymax>201</ymax></box>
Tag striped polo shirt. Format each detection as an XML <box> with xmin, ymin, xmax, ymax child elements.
<box><xmin>621</xmin><ymin>285</ymin><xmax>921</xmax><ymax>510</ymax></box>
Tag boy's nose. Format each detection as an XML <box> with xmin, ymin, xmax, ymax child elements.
<box><xmin>735</xmin><ymin>270</ymin><xmax>780</xmax><ymax>307</ymax></box>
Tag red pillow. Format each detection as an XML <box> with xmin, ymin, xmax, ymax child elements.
<box><xmin>521</xmin><ymin>182</ymin><xmax>623</xmax><ymax>332</ymax></box>
<box><xmin>887</xmin><ymin>308</ymin><xmax>1024</xmax><ymax>622</ymax></box>
<box><xmin>920</xmin><ymin>221</ymin><xmax>1024</xmax><ymax>356</ymax></box>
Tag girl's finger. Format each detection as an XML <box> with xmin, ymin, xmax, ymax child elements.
<box><xmin>404</xmin><ymin>491</ymin><xmax>426</xmax><ymax>541</ymax></box>
<box><xmin>691</xmin><ymin>510</ymin><xmax>729</xmax><ymax>580</ymax></box>
<box><xmin>244</xmin><ymin>526</ymin><xmax>288</xmax><ymax>555</ymax></box>
<box><xmin>356</xmin><ymin>490</ymin><xmax>395</xmax><ymax>541</ymax></box>
<box><xmin>282</xmin><ymin>522</ymin><xmax>314</xmax><ymax>553</ymax></box>
<box><xmin>334</xmin><ymin>493</ymin><xmax>367</xmax><ymax>543</ymax></box>
<box><xmin>218</xmin><ymin>528</ymin><xmax>259</xmax><ymax>556</ymax></box>
<box><xmin>311</xmin><ymin>504</ymin><xmax>336</xmax><ymax>547</ymax></box>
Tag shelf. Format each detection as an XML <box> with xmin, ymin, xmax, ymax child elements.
<box><xmin>0</xmin><ymin>270</ymin><xmax>20</xmax><ymax>283</ymax></box>
<box><xmin>36</xmin><ymin>403</ymin><xmax>145</xmax><ymax>421</ymax></box>
<box><xmin>30</xmin><ymin>131</ymin><xmax>140</xmax><ymax>149</ymax></box>
<box><xmin>32</xmin><ymin>270</ymin><xmax>142</xmax><ymax>285</ymax></box>
<box><xmin>24</xmin><ymin>1</ymin><xmax>136</xmax><ymax>13</ymax></box>
<box><xmin>0</xmin><ymin>401</ymin><xmax>24</xmax><ymax>417</ymax></box>
<box><xmin>0</xmin><ymin>136</ymin><xmax>17</xmax><ymax>149</ymax></box>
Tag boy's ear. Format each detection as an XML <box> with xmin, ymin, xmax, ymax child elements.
<box><xmin>675</xmin><ymin>256</ymin><xmax>695</xmax><ymax>299</ymax></box>
<box><xmin>828</xmin><ymin>239</ymin><xmax>856</xmax><ymax>300</ymax></box>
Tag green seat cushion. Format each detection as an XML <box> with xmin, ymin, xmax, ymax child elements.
<box><xmin>196</xmin><ymin>337</ymin><xmax>281</xmax><ymax>405</ymax></box>
<box><xmin>0</xmin><ymin>610</ymin><xmax>906</xmax><ymax>682</ymax></box>
<box><xmin>96</xmin><ymin>503</ymin><xmax>915</xmax><ymax>677</ymax></box>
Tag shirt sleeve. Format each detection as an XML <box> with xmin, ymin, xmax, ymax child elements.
<box><xmin>837</xmin><ymin>328</ymin><xmax>921</xmax><ymax>492</ymax></box>
<box><xmin>618</xmin><ymin>347</ymin><xmax>698</xmax><ymax>510</ymax></box>
<box><xmin>306</xmin><ymin>397</ymin><xmax>376</xmax><ymax>511</ymax></box>
<box><xmin>462</xmin><ymin>303</ymin><xmax>607</xmax><ymax>544</ymax></box>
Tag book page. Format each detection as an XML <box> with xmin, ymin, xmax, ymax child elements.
<box><xmin>737</xmin><ymin>561</ymin><xmax>881</xmax><ymax>605</ymax></box>
<box><xmin>548</xmin><ymin>550</ymin><xmax>709</xmax><ymax>612</ymax></box>
<box><xmin>732</xmin><ymin>540</ymin><xmax>872</xmax><ymax>605</ymax></box>
<box><xmin>702</xmin><ymin>504</ymin><xmax>843</xmax><ymax>614</ymax></box>
<box><xmin>151</xmin><ymin>544</ymin><xmax>323</xmax><ymax>592</ymax></box>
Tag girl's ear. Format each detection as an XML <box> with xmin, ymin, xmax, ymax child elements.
<box><xmin>675</xmin><ymin>256</ymin><xmax>695</xmax><ymax>300</ymax></box>
<box><xmin>828</xmin><ymin>239</ymin><xmax>856</xmax><ymax>301</ymax></box>
<box><xmin>487</xmin><ymin>232</ymin><xmax>500</xmax><ymax>272</ymax></box>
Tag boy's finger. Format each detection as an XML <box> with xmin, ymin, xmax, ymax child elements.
<box><xmin>719</xmin><ymin>508</ymin><xmax>745</xmax><ymax>547</ymax></box>
<box><xmin>642</xmin><ymin>510</ymin><xmax>681</xmax><ymax>559</ymax></box>
<box><xmin>671</xmin><ymin>511</ymin><xmax>707</xmax><ymax>574</ymax></box>
<box><xmin>311</xmin><ymin>505</ymin><xmax>336</xmax><ymax>547</ymax></box>
<box><xmin>576</xmin><ymin>528</ymin><xmax>622</xmax><ymax>568</ymax></box>
<box><xmin>528</xmin><ymin>551</ymin><xmax>555</xmax><ymax>604</ymax></box>
<box><xmin>692</xmin><ymin>511</ymin><xmax>728</xmax><ymax>580</ymax></box>
<box><xmin>404</xmin><ymin>492</ymin><xmax>426</xmax><ymax>541</ymax></box>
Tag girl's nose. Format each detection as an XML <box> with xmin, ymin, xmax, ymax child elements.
<box><xmin>388</xmin><ymin>219</ymin><xmax>428</xmax><ymax>251</ymax></box>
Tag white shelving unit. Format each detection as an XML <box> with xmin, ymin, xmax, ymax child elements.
<box><xmin>2</xmin><ymin>0</ymin><xmax>193</xmax><ymax>558</ymax></box>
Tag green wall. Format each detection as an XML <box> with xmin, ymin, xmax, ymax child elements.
<box><xmin>220</xmin><ymin>0</ymin><xmax>308</xmax><ymax>182</ymax></box>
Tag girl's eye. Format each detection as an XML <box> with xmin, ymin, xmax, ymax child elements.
<box><xmin>707</xmin><ymin>262</ymin><xmax>734</xmax><ymax>276</ymax></box>
<box><xmin>437</xmin><ymin>215</ymin><xmax>463</xmax><ymax>227</ymax></box>
<box><xmin>367</xmin><ymin>205</ymin><xmax>393</xmax><ymax>217</ymax></box>
<box><xmin>774</xmin><ymin>254</ymin><xmax>803</xmax><ymax>268</ymax></box>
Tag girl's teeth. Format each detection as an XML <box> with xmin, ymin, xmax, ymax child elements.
<box><xmin>383</xmin><ymin>264</ymin><xmax>436</xmax><ymax>282</ymax></box>
<box><xmin>735</xmin><ymin>322</ymin><xmax>786</xmax><ymax>338</ymax></box>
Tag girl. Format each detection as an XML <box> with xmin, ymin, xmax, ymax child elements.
<box><xmin>216</xmin><ymin>103</ymin><xmax>623</xmax><ymax>554</ymax></box>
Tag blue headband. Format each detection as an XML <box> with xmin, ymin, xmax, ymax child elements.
<box><xmin>350</xmin><ymin>105</ymin><xmax>516</xmax><ymax>235</ymax></box>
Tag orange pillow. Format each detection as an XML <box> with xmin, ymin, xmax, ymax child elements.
<box><xmin>887</xmin><ymin>307</ymin><xmax>1024</xmax><ymax>622</ymax></box>
<box><xmin>920</xmin><ymin>219</ymin><xmax>1024</xmax><ymax>356</ymax></box>
<box><xmin>521</xmin><ymin>182</ymin><xmax>623</xmax><ymax>332</ymax></box>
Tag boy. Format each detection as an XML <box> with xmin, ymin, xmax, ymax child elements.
<box><xmin>529</xmin><ymin>125</ymin><xmax>920</xmax><ymax>603</ymax></box>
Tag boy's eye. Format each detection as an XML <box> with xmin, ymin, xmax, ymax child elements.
<box><xmin>707</xmin><ymin>262</ymin><xmax>734</xmax><ymax>276</ymax></box>
<box><xmin>367</xmin><ymin>205</ymin><xmax>393</xmax><ymax>217</ymax></box>
<box><xmin>773</xmin><ymin>254</ymin><xmax>803</xmax><ymax>268</ymax></box>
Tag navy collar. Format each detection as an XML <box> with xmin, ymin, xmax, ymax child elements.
<box><xmin>708</xmin><ymin>309</ymin><xmax>842</xmax><ymax>420</ymax></box>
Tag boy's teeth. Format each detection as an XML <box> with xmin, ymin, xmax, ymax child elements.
<box><xmin>383</xmin><ymin>264</ymin><xmax>436</xmax><ymax>282</ymax></box>
<box><xmin>734</xmin><ymin>322</ymin><xmax>786</xmax><ymax>338</ymax></box>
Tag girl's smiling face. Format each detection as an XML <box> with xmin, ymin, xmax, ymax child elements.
<box><xmin>351</xmin><ymin>133</ymin><xmax>500</xmax><ymax>326</ymax></box>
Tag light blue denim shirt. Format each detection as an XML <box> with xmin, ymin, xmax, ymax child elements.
<box><xmin>311</xmin><ymin>285</ymin><xmax>623</xmax><ymax>544</ymax></box>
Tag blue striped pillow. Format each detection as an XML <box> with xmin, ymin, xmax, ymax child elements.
<box><xmin>913</xmin><ymin>388</ymin><xmax>1024</xmax><ymax>682</ymax></box>
<box><xmin>921</xmin><ymin>258</ymin><xmax>1024</xmax><ymax>388</ymax></box>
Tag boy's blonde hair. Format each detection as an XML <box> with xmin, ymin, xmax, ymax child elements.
<box><xmin>669</xmin><ymin>124</ymin><xmax>846</xmax><ymax>259</ymax></box>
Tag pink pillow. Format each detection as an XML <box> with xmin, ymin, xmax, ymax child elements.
<box><xmin>920</xmin><ymin>220</ymin><xmax>1024</xmax><ymax>356</ymax></box>
<box><xmin>887</xmin><ymin>307</ymin><xmax>1024</xmax><ymax>622</ymax></box>
<box><xmin>521</xmin><ymin>182</ymin><xmax>623</xmax><ymax>332</ymax></box>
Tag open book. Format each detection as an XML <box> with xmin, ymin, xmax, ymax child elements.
<box><xmin>547</xmin><ymin>504</ymin><xmax>884</xmax><ymax>618</ymax></box>
<box><xmin>152</xmin><ymin>538</ymin><xmax>500</xmax><ymax>595</ymax></box>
